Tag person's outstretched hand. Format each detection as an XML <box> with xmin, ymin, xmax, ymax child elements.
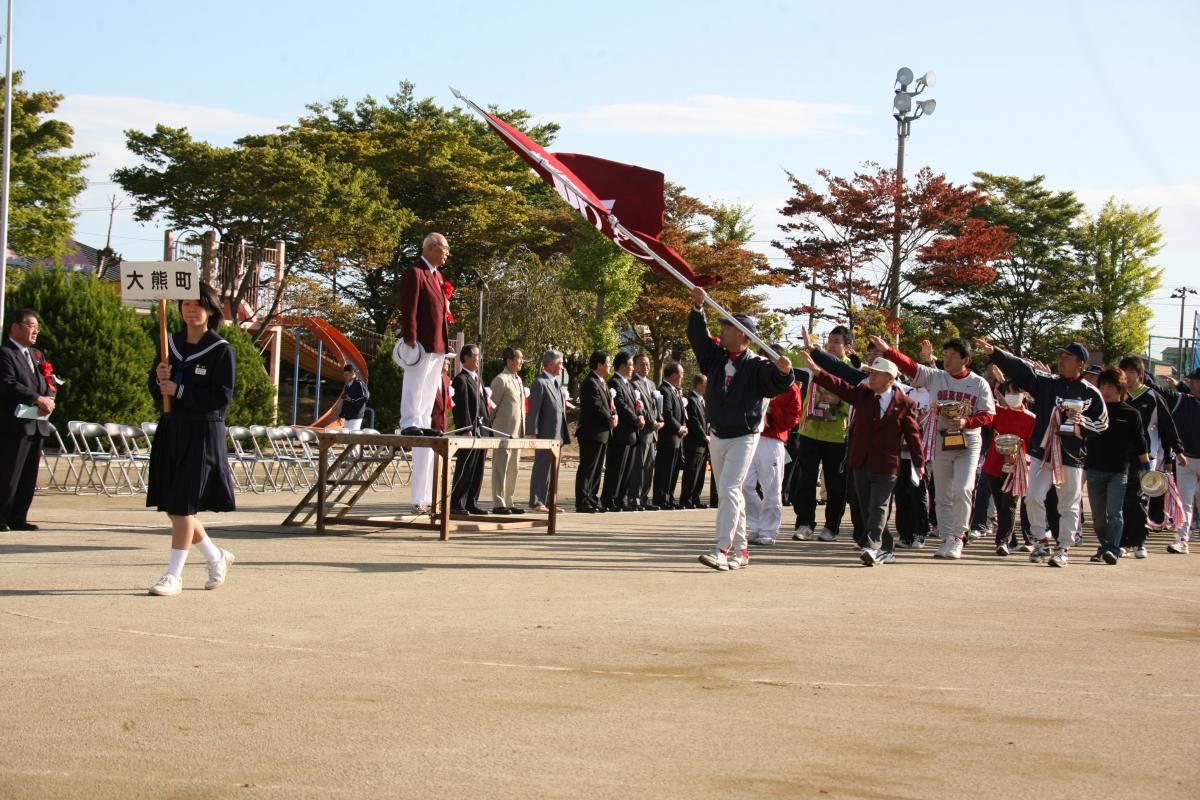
<box><xmin>690</xmin><ymin>286</ymin><xmax>706</xmax><ymax>308</ymax></box>
<box><xmin>973</xmin><ymin>337</ymin><xmax>996</xmax><ymax>355</ymax></box>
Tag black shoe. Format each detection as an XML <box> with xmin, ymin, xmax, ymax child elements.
<box><xmin>578</xmin><ymin>505</ymin><xmax>598</xmax><ymax>514</ymax></box>
<box><xmin>0</xmin><ymin>522</ymin><xmax>8</xmax><ymax>532</ymax></box>
<box><xmin>596</xmin><ymin>505</ymin><xmax>608</xmax><ymax>513</ymax></box>
<box><xmin>693</xmin><ymin>502</ymin><xmax>708</xmax><ymax>510</ymax></box>
<box><xmin>508</xmin><ymin>506</ymin><xmax>526</xmax><ymax>515</ymax></box>
<box><xmin>644</xmin><ymin>504</ymin><xmax>660</xmax><ymax>511</ymax></box>
<box><xmin>492</xmin><ymin>507</ymin><xmax>510</xmax><ymax>515</ymax></box>
<box><xmin>451</xmin><ymin>505</ymin><xmax>467</xmax><ymax>515</ymax></box>
<box><xmin>465</xmin><ymin>505</ymin><xmax>486</xmax><ymax>515</ymax></box>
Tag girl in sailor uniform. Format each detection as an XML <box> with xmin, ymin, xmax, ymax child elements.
<box><xmin>145</xmin><ymin>282</ymin><xmax>237</xmax><ymax>596</ymax></box>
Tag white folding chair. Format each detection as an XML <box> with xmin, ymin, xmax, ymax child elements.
<box><xmin>227</xmin><ymin>426</ymin><xmax>268</xmax><ymax>492</ymax></box>
<box><xmin>39</xmin><ymin>422</ymin><xmax>85</xmax><ymax>493</ymax></box>
<box><xmin>74</xmin><ymin>422</ymin><xmax>137</xmax><ymax>495</ymax></box>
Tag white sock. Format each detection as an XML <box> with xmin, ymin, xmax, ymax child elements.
<box><xmin>167</xmin><ymin>548</ymin><xmax>189</xmax><ymax>578</ymax></box>
<box><xmin>193</xmin><ymin>535</ymin><xmax>222</xmax><ymax>564</ymax></box>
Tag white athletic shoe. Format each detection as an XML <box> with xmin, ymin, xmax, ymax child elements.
<box><xmin>149</xmin><ymin>573</ymin><xmax>182</xmax><ymax>596</ymax></box>
<box><xmin>817</xmin><ymin>528</ymin><xmax>838</xmax><ymax>542</ymax></box>
<box><xmin>1167</xmin><ymin>537</ymin><xmax>1190</xmax><ymax>554</ymax></box>
<box><xmin>1049</xmin><ymin>548</ymin><xmax>1069</xmax><ymax>568</ymax></box>
<box><xmin>912</xmin><ymin>535</ymin><xmax>926</xmax><ymax>549</ymax></box>
<box><xmin>879</xmin><ymin>550</ymin><xmax>897</xmax><ymax>565</ymax></box>
<box><xmin>699</xmin><ymin>550</ymin><xmax>730</xmax><ymax>571</ymax></box>
<box><xmin>1134</xmin><ymin>545</ymin><xmax>1149</xmax><ymax>559</ymax></box>
<box><xmin>995</xmin><ymin>543</ymin><xmax>1010</xmax><ymax>557</ymax></box>
<box><xmin>204</xmin><ymin>549</ymin><xmax>235</xmax><ymax>590</ymax></box>
<box><xmin>1029</xmin><ymin>540</ymin><xmax>1051</xmax><ymax>564</ymax></box>
<box><xmin>1018</xmin><ymin>542</ymin><xmax>1035</xmax><ymax>553</ymax></box>
<box><xmin>859</xmin><ymin>548</ymin><xmax>883</xmax><ymax>567</ymax></box>
<box><xmin>934</xmin><ymin>537</ymin><xmax>954</xmax><ymax>559</ymax></box>
<box><xmin>727</xmin><ymin>551</ymin><xmax>750</xmax><ymax>570</ymax></box>
<box><xmin>793</xmin><ymin>525</ymin><xmax>813</xmax><ymax>541</ymax></box>
<box><xmin>756</xmin><ymin>536</ymin><xmax>776</xmax><ymax>546</ymax></box>
<box><xmin>945</xmin><ymin>537</ymin><xmax>964</xmax><ymax>560</ymax></box>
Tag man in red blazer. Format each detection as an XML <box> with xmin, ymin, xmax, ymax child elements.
<box><xmin>800</xmin><ymin>351</ymin><xmax>924</xmax><ymax>566</ymax></box>
<box><xmin>392</xmin><ymin>233</ymin><xmax>452</xmax><ymax>512</ymax></box>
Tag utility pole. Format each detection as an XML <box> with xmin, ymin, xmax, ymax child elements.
<box><xmin>1172</xmin><ymin>287</ymin><xmax>1197</xmax><ymax>375</ymax></box>
<box><xmin>0</xmin><ymin>1</ymin><xmax>15</xmax><ymax>328</ymax></box>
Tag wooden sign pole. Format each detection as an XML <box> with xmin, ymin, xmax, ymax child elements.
<box><xmin>159</xmin><ymin>298</ymin><xmax>171</xmax><ymax>412</ymax></box>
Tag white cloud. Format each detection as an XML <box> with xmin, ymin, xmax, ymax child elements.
<box><xmin>1074</xmin><ymin>183</ymin><xmax>1200</xmax><ymax>210</ymax></box>
<box><xmin>546</xmin><ymin>95</ymin><xmax>864</xmax><ymax>137</ymax></box>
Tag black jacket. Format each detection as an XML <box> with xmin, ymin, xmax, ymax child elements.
<box><xmin>1126</xmin><ymin>385</ymin><xmax>1181</xmax><ymax>462</ymax></box>
<box><xmin>148</xmin><ymin>331</ymin><xmax>235</xmax><ymax>422</ymax></box>
<box><xmin>687</xmin><ymin>308</ymin><xmax>794</xmax><ymax>439</ymax></box>
<box><xmin>1085</xmin><ymin>401</ymin><xmax>1148</xmax><ymax>474</ymax></box>
<box><xmin>684</xmin><ymin>389</ymin><xmax>709</xmax><ymax>448</ymax></box>
<box><xmin>608</xmin><ymin>373</ymin><xmax>641</xmax><ymax>446</ymax></box>
<box><xmin>658</xmin><ymin>380</ymin><xmax>686</xmax><ymax>447</ymax></box>
<box><xmin>451</xmin><ymin>370</ymin><xmax>485</xmax><ymax>432</ymax></box>
<box><xmin>577</xmin><ymin>371</ymin><xmax>614</xmax><ymax>444</ymax></box>
<box><xmin>0</xmin><ymin>339</ymin><xmax>53</xmax><ymax>437</ymax></box>
<box><xmin>340</xmin><ymin>378</ymin><xmax>369</xmax><ymax>421</ymax></box>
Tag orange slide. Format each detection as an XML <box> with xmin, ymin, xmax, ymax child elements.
<box><xmin>264</xmin><ymin>317</ymin><xmax>370</xmax><ymax>428</ymax></box>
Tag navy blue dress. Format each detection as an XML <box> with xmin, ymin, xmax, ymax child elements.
<box><xmin>146</xmin><ymin>330</ymin><xmax>237</xmax><ymax>515</ymax></box>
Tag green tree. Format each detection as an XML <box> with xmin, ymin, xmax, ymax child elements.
<box><xmin>222</xmin><ymin>324</ymin><xmax>277</xmax><ymax>426</ymax></box>
<box><xmin>6</xmin><ymin>268</ymin><xmax>155</xmax><ymax>427</ymax></box>
<box><xmin>1074</xmin><ymin>199</ymin><xmax>1163</xmax><ymax>361</ymax></box>
<box><xmin>953</xmin><ymin>173</ymin><xmax>1086</xmax><ymax>358</ymax></box>
<box><xmin>3</xmin><ymin>73</ymin><xmax>90</xmax><ymax>262</ymax></box>
<box><xmin>366</xmin><ymin>335</ymin><xmax>404</xmax><ymax>431</ymax></box>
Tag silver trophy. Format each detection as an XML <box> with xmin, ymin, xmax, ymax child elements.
<box><xmin>993</xmin><ymin>434</ymin><xmax>1022</xmax><ymax>473</ymax></box>
<box><xmin>1059</xmin><ymin>399</ymin><xmax>1085</xmax><ymax>436</ymax></box>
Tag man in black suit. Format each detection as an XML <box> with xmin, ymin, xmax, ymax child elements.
<box><xmin>0</xmin><ymin>309</ymin><xmax>56</xmax><ymax>531</ymax></box>
<box><xmin>680</xmin><ymin>373</ymin><xmax>710</xmax><ymax>508</ymax></box>
<box><xmin>601</xmin><ymin>351</ymin><xmax>644</xmax><ymax>511</ymax></box>
<box><xmin>652</xmin><ymin>361</ymin><xmax>688</xmax><ymax>509</ymax></box>
<box><xmin>449</xmin><ymin>344</ymin><xmax>486</xmax><ymax>514</ymax></box>
<box><xmin>575</xmin><ymin>350</ymin><xmax>616</xmax><ymax>513</ymax></box>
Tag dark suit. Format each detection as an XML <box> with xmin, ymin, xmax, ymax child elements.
<box><xmin>0</xmin><ymin>339</ymin><xmax>54</xmax><ymax>526</ymax></box>
<box><xmin>602</xmin><ymin>373</ymin><xmax>641</xmax><ymax>510</ymax></box>
<box><xmin>526</xmin><ymin>371</ymin><xmax>569</xmax><ymax>508</ymax></box>
<box><xmin>627</xmin><ymin>373</ymin><xmax>660</xmax><ymax>508</ymax></box>
<box><xmin>450</xmin><ymin>369</ymin><xmax>486</xmax><ymax>511</ymax></box>
<box><xmin>575</xmin><ymin>371</ymin><xmax>613</xmax><ymax>511</ymax></box>
<box><xmin>653</xmin><ymin>380</ymin><xmax>686</xmax><ymax>507</ymax></box>
<box><xmin>680</xmin><ymin>388</ymin><xmax>710</xmax><ymax>506</ymax></box>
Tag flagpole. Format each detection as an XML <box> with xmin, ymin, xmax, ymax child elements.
<box><xmin>451</xmin><ymin>87</ymin><xmax>780</xmax><ymax>361</ymax></box>
<box><xmin>0</xmin><ymin>0</ymin><xmax>13</xmax><ymax>330</ymax></box>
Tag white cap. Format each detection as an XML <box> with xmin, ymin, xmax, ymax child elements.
<box><xmin>864</xmin><ymin>357</ymin><xmax>899</xmax><ymax>378</ymax></box>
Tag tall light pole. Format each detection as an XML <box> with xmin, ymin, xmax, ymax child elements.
<box><xmin>1171</xmin><ymin>286</ymin><xmax>1197</xmax><ymax>375</ymax></box>
<box><xmin>888</xmin><ymin>67</ymin><xmax>936</xmax><ymax>334</ymax></box>
<box><xmin>0</xmin><ymin>1</ymin><xmax>14</xmax><ymax>330</ymax></box>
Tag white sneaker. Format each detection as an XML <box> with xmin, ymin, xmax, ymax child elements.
<box><xmin>879</xmin><ymin>551</ymin><xmax>897</xmax><ymax>565</ymax></box>
<box><xmin>934</xmin><ymin>537</ymin><xmax>953</xmax><ymax>559</ymax></box>
<box><xmin>1135</xmin><ymin>545</ymin><xmax>1149</xmax><ymax>559</ymax></box>
<box><xmin>793</xmin><ymin>525</ymin><xmax>813</xmax><ymax>541</ymax></box>
<box><xmin>204</xmin><ymin>549</ymin><xmax>235</xmax><ymax>590</ymax></box>
<box><xmin>1167</xmin><ymin>538</ymin><xmax>1190</xmax><ymax>554</ymax></box>
<box><xmin>1018</xmin><ymin>542</ymin><xmax>1035</xmax><ymax>553</ymax></box>
<box><xmin>1049</xmin><ymin>548</ymin><xmax>1069</xmax><ymax>568</ymax></box>
<box><xmin>946</xmin><ymin>537</ymin><xmax>964</xmax><ymax>560</ymax></box>
<box><xmin>859</xmin><ymin>548</ymin><xmax>882</xmax><ymax>567</ymax></box>
<box><xmin>995</xmin><ymin>543</ymin><xmax>1010</xmax><ymax>557</ymax></box>
<box><xmin>756</xmin><ymin>536</ymin><xmax>776</xmax><ymax>546</ymax></box>
<box><xmin>149</xmin><ymin>573</ymin><xmax>182</xmax><ymax>596</ymax></box>
<box><xmin>817</xmin><ymin>528</ymin><xmax>838</xmax><ymax>542</ymax></box>
<box><xmin>912</xmin><ymin>535</ymin><xmax>926</xmax><ymax>549</ymax></box>
<box><xmin>727</xmin><ymin>551</ymin><xmax>750</xmax><ymax>570</ymax></box>
<box><xmin>1029</xmin><ymin>540</ymin><xmax>1051</xmax><ymax>564</ymax></box>
<box><xmin>699</xmin><ymin>550</ymin><xmax>730</xmax><ymax>571</ymax></box>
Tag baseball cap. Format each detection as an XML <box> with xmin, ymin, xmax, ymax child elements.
<box><xmin>1084</xmin><ymin>364</ymin><xmax>1102</xmax><ymax>376</ymax></box>
<box><xmin>864</xmin><ymin>357</ymin><xmax>899</xmax><ymax>378</ymax></box>
<box><xmin>719</xmin><ymin>314</ymin><xmax>757</xmax><ymax>334</ymax></box>
<box><xmin>1058</xmin><ymin>342</ymin><xmax>1090</xmax><ymax>363</ymax></box>
<box><xmin>1186</xmin><ymin>368</ymin><xmax>1200</xmax><ymax>381</ymax></box>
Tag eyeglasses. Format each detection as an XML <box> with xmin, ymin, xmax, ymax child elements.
<box><xmin>17</xmin><ymin>321</ymin><xmax>39</xmax><ymax>330</ymax></box>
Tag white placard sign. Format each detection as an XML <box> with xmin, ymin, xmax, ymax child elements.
<box><xmin>120</xmin><ymin>261</ymin><xmax>201</xmax><ymax>302</ymax></box>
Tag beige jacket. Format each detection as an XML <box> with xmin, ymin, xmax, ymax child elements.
<box><xmin>489</xmin><ymin>370</ymin><xmax>526</xmax><ymax>437</ymax></box>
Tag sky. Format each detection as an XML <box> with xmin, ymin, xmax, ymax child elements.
<box><xmin>17</xmin><ymin>0</ymin><xmax>1200</xmax><ymax>353</ymax></box>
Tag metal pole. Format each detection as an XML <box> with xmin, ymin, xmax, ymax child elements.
<box><xmin>291</xmin><ymin>328</ymin><xmax>301</xmax><ymax>426</ymax></box>
<box><xmin>478</xmin><ymin>281</ymin><xmax>486</xmax><ymax>364</ymax></box>
<box><xmin>0</xmin><ymin>0</ymin><xmax>14</xmax><ymax>329</ymax></box>
<box><xmin>889</xmin><ymin>119</ymin><xmax>907</xmax><ymax>334</ymax></box>
<box><xmin>1180</xmin><ymin>290</ymin><xmax>1188</xmax><ymax>377</ymax></box>
<box><xmin>807</xmin><ymin>263</ymin><xmax>816</xmax><ymax>333</ymax></box>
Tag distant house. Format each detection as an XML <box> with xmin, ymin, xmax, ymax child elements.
<box><xmin>5</xmin><ymin>238</ymin><xmax>121</xmax><ymax>281</ymax></box>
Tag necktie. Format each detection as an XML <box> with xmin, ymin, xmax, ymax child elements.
<box><xmin>26</xmin><ymin>350</ymin><xmax>36</xmax><ymax>378</ymax></box>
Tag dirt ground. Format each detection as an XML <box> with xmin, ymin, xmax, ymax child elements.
<box><xmin>2</xmin><ymin>465</ymin><xmax>1198</xmax><ymax>799</ymax></box>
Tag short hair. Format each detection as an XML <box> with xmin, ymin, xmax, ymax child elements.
<box><xmin>692</xmin><ymin>373</ymin><xmax>707</xmax><ymax>388</ymax></box>
<box><xmin>459</xmin><ymin>343</ymin><xmax>479</xmax><ymax>361</ymax></box>
<box><xmin>633</xmin><ymin>353</ymin><xmax>650</xmax><ymax>364</ymax></box>
<box><xmin>1118</xmin><ymin>355</ymin><xmax>1145</xmax><ymax>376</ymax></box>
<box><xmin>502</xmin><ymin>346</ymin><xmax>521</xmax><ymax>363</ymax></box>
<box><xmin>943</xmin><ymin>338</ymin><xmax>972</xmax><ymax>360</ymax></box>
<box><xmin>613</xmin><ymin>351</ymin><xmax>632</xmax><ymax>370</ymax></box>
<box><xmin>1097</xmin><ymin>366</ymin><xmax>1127</xmax><ymax>398</ymax></box>
<box><xmin>828</xmin><ymin>325</ymin><xmax>851</xmax><ymax>344</ymax></box>
<box><xmin>177</xmin><ymin>281</ymin><xmax>223</xmax><ymax>330</ymax></box>
<box><xmin>422</xmin><ymin>233</ymin><xmax>446</xmax><ymax>250</ymax></box>
<box><xmin>589</xmin><ymin>350</ymin><xmax>610</xmax><ymax>370</ymax></box>
<box><xmin>664</xmin><ymin>362</ymin><xmax>683</xmax><ymax>379</ymax></box>
<box><xmin>542</xmin><ymin>349</ymin><xmax>563</xmax><ymax>368</ymax></box>
<box><xmin>998</xmin><ymin>379</ymin><xmax>1023</xmax><ymax>395</ymax></box>
<box><xmin>343</xmin><ymin>363</ymin><xmax>357</xmax><ymax>374</ymax></box>
<box><xmin>7</xmin><ymin>307</ymin><xmax>37</xmax><ymax>331</ymax></box>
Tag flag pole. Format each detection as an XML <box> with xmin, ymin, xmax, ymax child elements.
<box><xmin>0</xmin><ymin>0</ymin><xmax>14</xmax><ymax>331</ymax></box>
<box><xmin>451</xmin><ymin>87</ymin><xmax>780</xmax><ymax>361</ymax></box>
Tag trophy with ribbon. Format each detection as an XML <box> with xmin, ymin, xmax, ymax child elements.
<box><xmin>993</xmin><ymin>434</ymin><xmax>1023</xmax><ymax>473</ymax></box>
<box><xmin>1058</xmin><ymin>399</ymin><xmax>1085</xmax><ymax>436</ymax></box>
<box><xmin>936</xmin><ymin>400</ymin><xmax>969</xmax><ymax>450</ymax></box>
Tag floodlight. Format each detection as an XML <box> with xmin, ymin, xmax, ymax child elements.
<box><xmin>893</xmin><ymin>93</ymin><xmax>912</xmax><ymax>114</ymax></box>
<box><xmin>896</xmin><ymin>67</ymin><xmax>914</xmax><ymax>87</ymax></box>
<box><xmin>917</xmin><ymin>99</ymin><xmax>936</xmax><ymax>116</ymax></box>
<box><xmin>919</xmin><ymin>71</ymin><xmax>937</xmax><ymax>89</ymax></box>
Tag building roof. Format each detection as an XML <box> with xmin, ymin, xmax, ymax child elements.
<box><xmin>4</xmin><ymin>238</ymin><xmax>122</xmax><ymax>281</ymax></box>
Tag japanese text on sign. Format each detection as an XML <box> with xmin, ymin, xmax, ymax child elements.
<box><xmin>120</xmin><ymin>261</ymin><xmax>201</xmax><ymax>302</ymax></box>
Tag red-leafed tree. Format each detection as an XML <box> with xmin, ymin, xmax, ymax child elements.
<box><xmin>770</xmin><ymin>163</ymin><xmax>1013</xmax><ymax>331</ymax></box>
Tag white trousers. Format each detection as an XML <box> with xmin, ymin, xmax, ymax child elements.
<box><xmin>1026</xmin><ymin>458</ymin><xmax>1083</xmax><ymax>547</ymax></box>
<box><xmin>742</xmin><ymin>437</ymin><xmax>786</xmax><ymax>539</ymax></box>
<box><xmin>931</xmin><ymin>433</ymin><xmax>982</xmax><ymax>540</ymax></box>
<box><xmin>709</xmin><ymin>433</ymin><xmax>760</xmax><ymax>553</ymax></box>
<box><xmin>1177</xmin><ymin>457</ymin><xmax>1200</xmax><ymax>540</ymax></box>
<box><xmin>341</xmin><ymin>417</ymin><xmax>363</xmax><ymax>432</ymax></box>
<box><xmin>398</xmin><ymin>351</ymin><xmax>446</xmax><ymax>505</ymax></box>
